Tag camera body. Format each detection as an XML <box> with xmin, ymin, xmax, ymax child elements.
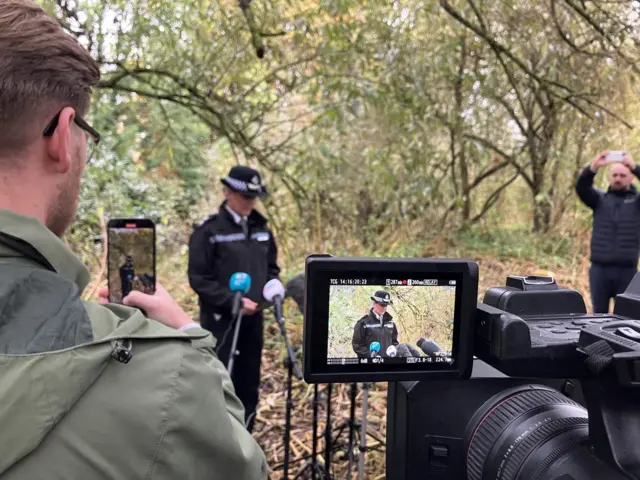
<box><xmin>387</xmin><ymin>273</ymin><xmax>640</xmax><ymax>480</ymax></box>
<box><xmin>386</xmin><ymin>365</ymin><xmax>593</xmax><ymax>479</ymax></box>
<box><xmin>302</xmin><ymin>256</ymin><xmax>640</xmax><ymax>480</ymax></box>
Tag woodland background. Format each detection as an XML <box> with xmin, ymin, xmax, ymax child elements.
<box><xmin>43</xmin><ymin>1</ymin><xmax>640</xmax><ymax>478</ymax></box>
<box><xmin>327</xmin><ymin>285</ymin><xmax>455</xmax><ymax>357</ymax></box>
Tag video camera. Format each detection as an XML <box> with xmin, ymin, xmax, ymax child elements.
<box><xmin>302</xmin><ymin>255</ymin><xmax>640</xmax><ymax>480</ymax></box>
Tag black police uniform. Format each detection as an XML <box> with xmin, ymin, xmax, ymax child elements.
<box><xmin>352</xmin><ymin>310</ymin><xmax>399</xmax><ymax>358</ymax></box>
<box><xmin>576</xmin><ymin>165</ymin><xmax>640</xmax><ymax>312</ymax></box>
<box><xmin>188</xmin><ymin>167</ymin><xmax>280</xmax><ymax>432</ymax></box>
<box><xmin>352</xmin><ymin>290</ymin><xmax>399</xmax><ymax>358</ymax></box>
<box><xmin>119</xmin><ymin>261</ymin><xmax>135</xmax><ymax>298</ymax></box>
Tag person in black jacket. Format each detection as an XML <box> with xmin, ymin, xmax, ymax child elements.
<box><xmin>576</xmin><ymin>151</ymin><xmax>640</xmax><ymax>313</ymax></box>
<box><xmin>188</xmin><ymin>165</ymin><xmax>281</xmax><ymax>432</ymax></box>
<box><xmin>352</xmin><ymin>290</ymin><xmax>399</xmax><ymax>358</ymax></box>
<box><xmin>119</xmin><ymin>255</ymin><xmax>136</xmax><ymax>298</ymax></box>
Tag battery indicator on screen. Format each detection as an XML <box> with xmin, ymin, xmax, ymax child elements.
<box><xmin>449</xmin><ymin>280</ymin><xmax>456</xmax><ymax>285</ymax></box>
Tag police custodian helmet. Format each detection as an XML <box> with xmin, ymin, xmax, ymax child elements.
<box><xmin>221</xmin><ymin>165</ymin><xmax>268</xmax><ymax>197</ymax></box>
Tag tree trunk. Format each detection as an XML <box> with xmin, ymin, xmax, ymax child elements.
<box><xmin>533</xmin><ymin>199</ymin><xmax>552</xmax><ymax>233</ymax></box>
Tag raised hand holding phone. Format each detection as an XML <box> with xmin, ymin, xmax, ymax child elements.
<box><xmin>591</xmin><ymin>151</ymin><xmax>609</xmax><ymax>171</ymax></box>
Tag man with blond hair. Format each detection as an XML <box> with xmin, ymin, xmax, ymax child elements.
<box><xmin>0</xmin><ymin>1</ymin><xmax>267</xmax><ymax>478</ymax></box>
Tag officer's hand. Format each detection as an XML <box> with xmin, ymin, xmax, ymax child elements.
<box><xmin>623</xmin><ymin>152</ymin><xmax>636</xmax><ymax>170</ymax></box>
<box><xmin>591</xmin><ymin>151</ymin><xmax>608</xmax><ymax>171</ymax></box>
<box><xmin>241</xmin><ymin>298</ymin><xmax>258</xmax><ymax>315</ymax></box>
<box><xmin>97</xmin><ymin>283</ymin><xmax>194</xmax><ymax>330</ymax></box>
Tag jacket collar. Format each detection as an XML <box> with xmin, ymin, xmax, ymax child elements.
<box><xmin>0</xmin><ymin>209</ymin><xmax>90</xmax><ymax>291</ymax></box>
<box><xmin>607</xmin><ymin>183</ymin><xmax>638</xmax><ymax>197</ymax></box>
<box><xmin>219</xmin><ymin>201</ymin><xmax>267</xmax><ymax>226</ymax></box>
<box><xmin>369</xmin><ymin>309</ymin><xmax>393</xmax><ymax>322</ymax></box>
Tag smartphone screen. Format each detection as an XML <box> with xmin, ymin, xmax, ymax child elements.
<box><xmin>107</xmin><ymin>218</ymin><xmax>156</xmax><ymax>304</ymax></box>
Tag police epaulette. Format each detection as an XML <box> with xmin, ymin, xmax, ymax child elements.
<box><xmin>194</xmin><ymin>214</ymin><xmax>217</xmax><ymax>229</ymax></box>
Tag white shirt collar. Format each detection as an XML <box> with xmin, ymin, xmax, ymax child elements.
<box><xmin>225</xmin><ymin>204</ymin><xmax>247</xmax><ymax>225</ymax></box>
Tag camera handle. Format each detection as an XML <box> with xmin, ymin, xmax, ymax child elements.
<box><xmin>581</xmin><ymin>343</ymin><xmax>640</xmax><ymax>479</ymax></box>
<box><xmin>583</xmin><ymin>379</ymin><xmax>640</xmax><ymax>479</ymax></box>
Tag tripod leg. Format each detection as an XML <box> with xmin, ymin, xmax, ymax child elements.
<box><xmin>358</xmin><ymin>383</ymin><xmax>370</xmax><ymax>480</ymax></box>
<box><xmin>324</xmin><ymin>383</ymin><xmax>333</xmax><ymax>477</ymax></box>
<box><xmin>283</xmin><ymin>361</ymin><xmax>293</xmax><ymax>480</ymax></box>
<box><xmin>312</xmin><ymin>384</ymin><xmax>319</xmax><ymax>480</ymax></box>
<box><xmin>227</xmin><ymin>312</ymin><xmax>243</xmax><ymax>376</ymax></box>
<box><xmin>347</xmin><ymin>383</ymin><xmax>357</xmax><ymax>480</ymax></box>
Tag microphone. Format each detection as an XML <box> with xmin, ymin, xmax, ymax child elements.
<box><xmin>263</xmin><ymin>278</ymin><xmax>302</xmax><ymax>380</ymax></box>
<box><xmin>229</xmin><ymin>272</ymin><xmax>252</xmax><ymax>318</ymax></box>
<box><xmin>284</xmin><ymin>273</ymin><xmax>305</xmax><ymax>314</ymax></box>
<box><xmin>369</xmin><ymin>341</ymin><xmax>381</xmax><ymax>357</ymax></box>
<box><xmin>417</xmin><ymin>338</ymin><xmax>441</xmax><ymax>358</ymax></box>
<box><xmin>386</xmin><ymin>345</ymin><xmax>397</xmax><ymax>357</ymax></box>
<box><xmin>263</xmin><ymin>279</ymin><xmax>285</xmax><ymax>321</ymax></box>
<box><xmin>396</xmin><ymin>342</ymin><xmax>421</xmax><ymax>357</ymax></box>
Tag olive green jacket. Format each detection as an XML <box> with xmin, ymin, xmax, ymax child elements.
<box><xmin>0</xmin><ymin>209</ymin><xmax>268</xmax><ymax>479</ymax></box>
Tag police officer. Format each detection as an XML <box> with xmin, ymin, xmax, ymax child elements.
<box><xmin>352</xmin><ymin>290</ymin><xmax>399</xmax><ymax>358</ymax></box>
<box><xmin>119</xmin><ymin>255</ymin><xmax>135</xmax><ymax>298</ymax></box>
<box><xmin>188</xmin><ymin>165</ymin><xmax>280</xmax><ymax>432</ymax></box>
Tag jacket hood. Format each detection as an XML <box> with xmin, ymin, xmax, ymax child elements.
<box><xmin>0</xmin><ymin>209</ymin><xmax>209</xmax><ymax>475</ymax></box>
<box><xmin>0</xmin><ymin>300</ymin><xmax>209</xmax><ymax>476</ymax></box>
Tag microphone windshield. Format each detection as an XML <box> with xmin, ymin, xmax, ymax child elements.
<box><xmin>263</xmin><ymin>278</ymin><xmax>285</xmax><ymax>302</ymax></box>
<box><xmin>229</xmin><ymin>272</ymin><xmax>252</xmax><ymax>294</ymax></box>
<box><xmin>397</xmin><ymin>343</ymin><xmax>421</xmax><ymax>357</ymax></box>
<box><xmin>417</xmin><ymin>338</ymin><xmax>441</xmax><ymax>356</ymax></box>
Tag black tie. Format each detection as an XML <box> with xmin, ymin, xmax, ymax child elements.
<box><xmin>240</xmin><ymin>217</ymin><xmax>249</xmax><ymax>238</ymax></box>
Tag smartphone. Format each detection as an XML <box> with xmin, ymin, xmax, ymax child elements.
<box><xmin>606</xmin><ymin>151</ymin><xmax>626</xmax><ymax>162</ymax></box>
<box><xmin>107</xmin><ymin>218</ymin><xmax>156</xmax><ymax>304</ymax></box>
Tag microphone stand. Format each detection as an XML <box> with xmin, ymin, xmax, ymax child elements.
<box><xmin>227</xmin><ymin>309</ymin><xmax>244</xmax><ymax>376</ymax></box>
<box><xmin>275</xmin><ymin>313</ymin><xmax>302</xmax><ymax>479</ymax></box>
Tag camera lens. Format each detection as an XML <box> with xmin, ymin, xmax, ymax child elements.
<box><xmin>465</xmin><ymin>385</ymin><xmax>589</xmax><ymax>480</ymax></box>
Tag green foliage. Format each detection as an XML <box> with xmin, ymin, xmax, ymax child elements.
<box><xmin>328</xmin><ymin>285</ymin><xmax>455</xmax><ymax>357</ymax></box>
<box><xmin>42</xmin><ymin>0</ymin><xmax>640</xmax><ymax>263</ymax></box>
<box><xmin>446</xmin><ymin>227</ymin><xmax>575</xmax><ymax>266</ymax></box>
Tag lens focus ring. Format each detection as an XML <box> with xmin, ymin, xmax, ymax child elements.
<box><xmin>466</xmin><ymin>386</ymin><xmax>588</xmax><ymax>480</ymax></box>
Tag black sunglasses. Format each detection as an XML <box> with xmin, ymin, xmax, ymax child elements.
<box><xmin>43</xmin><ymin>110</ymin><xmax>101</xmax><ymax>144</ymax></box>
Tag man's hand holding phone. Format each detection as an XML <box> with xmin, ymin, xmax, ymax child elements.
<box><xmin>98</xmin><ymin>282</ymin><xmax>194</xmax><ymax>330</ymax></box>
<box><xmin>590</xmin><ymin>151</ymin><xmax>635</xmax><ymax>171</ymax></box>
<box><xmin>622</xmin><ymin>152</ymin><xmax>636</xmax><ymax>170</ymax></box>
<box><xmin>591</xmin><ymin>151</ymin><xmax>609</xmax><ymax>171</ymax></box>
